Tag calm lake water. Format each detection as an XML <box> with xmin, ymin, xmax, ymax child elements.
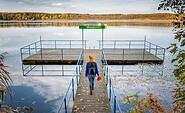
<box><xmin>0</xmin><ymin>21</ymin><xmax>177</xmax><ymax>112</ymax></box>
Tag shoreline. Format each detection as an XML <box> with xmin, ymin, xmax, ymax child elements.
<box><xmin>0</xmin><ymin>19</ymin><xmax>174</xmax><ymax>23</ymax></box>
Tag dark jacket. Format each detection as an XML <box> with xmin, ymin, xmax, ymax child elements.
<box><xmin>85</xmin><ymin>62</ymin><xmax>99</xmax><ymax>76</ymax></box>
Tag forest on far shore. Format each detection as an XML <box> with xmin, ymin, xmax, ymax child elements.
<box><xmin>0</xmin><ymin>12</ymin><xmax>177</xmax><ymax>20</ymax></box>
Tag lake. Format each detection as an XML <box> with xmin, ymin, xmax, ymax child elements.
<box><xmin>0</xmin><ymin>21</ymin><xmax>176</xmax><ymax>112</ymax></box>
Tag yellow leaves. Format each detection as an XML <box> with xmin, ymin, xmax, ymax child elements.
<box><xmin>123</xmin><ymin>92</ymin><xmax>180</xmax><ymax>113</ymax></box>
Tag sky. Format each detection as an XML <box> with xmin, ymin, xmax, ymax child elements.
<box><xmin>0</xmin><ymin>0</ymin><xmax>166</xmax><ymax>14</ymax></box>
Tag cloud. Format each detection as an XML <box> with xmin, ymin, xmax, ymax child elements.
<box><xmin>52</xmin><ymin>3</ymin><xmax>63</xmax><ymax>6</ymax></box>
<box><xmin>0</xmin><ymin>0</ymin><xmax>164</xmax><ymax>14</ymax></box>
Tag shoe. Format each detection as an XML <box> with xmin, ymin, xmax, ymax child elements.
<box><xmin>90</xmin><ymin>91</ymin><xmax>92</xmax><ymax>95</ymax></box>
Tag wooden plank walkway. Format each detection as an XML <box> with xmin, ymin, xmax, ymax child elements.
<box><xmin>72</xmin><ymin>50</ymin><xmax>111</xmax><ymax>113</ymax></box>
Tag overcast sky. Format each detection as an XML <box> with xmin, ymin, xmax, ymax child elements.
<box><xmin>0</xmin><ymin>0</ymin><xmax>167</xmax><ymax>14</ymax></box>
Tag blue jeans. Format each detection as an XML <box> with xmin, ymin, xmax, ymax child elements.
<box><xmin>88</xmin><ymin>75</ymin><xmax>95</xmax><ymax>91</ymax></box>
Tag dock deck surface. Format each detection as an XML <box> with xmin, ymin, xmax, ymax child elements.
<box><xmin>22</xmin><ymin>49</ymin><xmax>82</xmax><ymax>65</ymax></box>
<box><xmin>72</xmin><ymin>50</ymin><xmax>111</xmax><ymax>113</ymax></box>
<box><xmin>22</xmin><ymin>49</ymin><xmax>163</xmax><ymax>65</ymax></box>
<box><xmin>104</xmin><ymin>49</ymin><xmax>163</xmax><ymax>64</ymax></box>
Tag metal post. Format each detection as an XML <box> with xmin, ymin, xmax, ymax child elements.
<box><xmin>72</xmin><ymin>78</ymin><xmax>74</xmax><ymax>101</ymax></box>
<box><xmin>102</xmin><ymin>29</ymin><xmax>104</xmax><ymax>50</ymax></box>
<box><xmin>122</xmin><ymin>49</ymin><xmax>124</xmax><ymax>74</ymax></box>
<box><xmin>61</xmin><ymin>49</ymin><xmax>64</xmax><ymax>76</ymax></box>
<box><xmin>109</xmin><ymin>79</ymin><xmax>111</xmax><ymax>101</ymax></box>
<box><xmin>22</xmin><ymin>64</ymin><xmax>25</xmax><ymax>76</ymax></box>
<box><xmin>155</xmin><ymin>46</ymin><xmax>158</xmax><ymax>56</ymax></box>
<box><xmin>149</xmin><ymin>43</ymin><xmax>151</xmax><ymax>53</ymax></box>
<box><xmin>161</xmin><ymin>49</ymin><xmax>165</xmax><ymax>76</ymax></box>
<box><xmin>144</xmin><ymin>36</ymin><xmax>146</xmax><ymax>49</ymax></box>
<box><xmin>64</xmin><ymin>98</ymin><xmax>67</xmax><ymax>113</ymax></box>
<box><xmin>76</xmin><ymin>66</ymin><xmax>78</xmax><ymax>85</ymax></box>
<box><xmin>29</xmin><ymin>45</ymin><xmax>30</xmax><ymax>56</ymax></box>
<box><xmin>106</xmin><ymin>66</ymin><xmax>108</xmax><ymax>86</ymax></box>
<box><xmin>40</xmin><ymin>36</ymin><xmax>43</xmax><ymax>61</ymax></box>
<box><xmin>40</xmin><ymin>36</ymin><xmax>44</xmax><ymax>76</ymax></box>
<box><xmin>82</xmin><ymin>29</ymin><xmax>84</xmax><ymax>50</ymax></box>
<box><xmin>35</xmin><ymin>42</ymin><xmax>37</xmax><ymax>52</ymax></box>
<box><xmin>70</xmin><ymin>40</ymin><xmax>71</xmax><ymax>49</ymax></box>
<box><xmin>129</xmin><ymin>41</ymin><xmax>131</xmax><ymax>49</ymax></box>
<box><xmin>114</xmin><ymin>96</ymin><xmax>116</xmax><ymax>113</ymax></box>
<box><xmin>143</xmin><ymin>49</ymin><xmax>145</xmax><ymax>61</ymax></box>
<box><xmin>99</xmin><ymin>40</ymin><xmax>101</xmax><ymax>49</ymax></box>
<box><xmin>55</xmin><ymin>40</ymin><xmax>56</xmax><ymax>49</ymax></box>
<box><xmin>106</xmin><ymin>66</ymin><xmax>108</xmax><ymax>76</ymax></box>
<box><xmin>85</xmin><ymin>40</ymin><xmax>86</xmax><ymax>49</ymax></box>
<box><xmin>114</xmin><ymin>41</ymin><xmax>116</xmax><ymax>49</ymax></box>
<box><xmin>20</xmin><ymin>48</ymin><xmax>23</xmax><ymax>61</ymax></box>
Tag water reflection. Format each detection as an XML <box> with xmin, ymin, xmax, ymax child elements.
<box><xmin>0</xmin><ymin>23</ymin><xmax>176</xmax><ymax>112</ymax></box>
<box><xmin>0</xmin><ymin>21</ymin><xmax>173</xmax><ymax>28</ymax></box>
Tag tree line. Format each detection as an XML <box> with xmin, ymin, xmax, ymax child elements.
<box><xmin>0</xmin><ymin>12</ymin><xmax>177</xmax><ymax>20</ymax></box>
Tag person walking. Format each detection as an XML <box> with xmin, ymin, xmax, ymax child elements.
<box><xmin>85</xmin><ymin>55</ymin><xmax>99</xmax><ymax>95</ymax></box>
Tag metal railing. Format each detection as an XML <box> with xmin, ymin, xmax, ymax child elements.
<box><xmin>21</xmin><ymin>39</ymin><xmax>86</xmax><ymax>76</ymax></box>
<box><xmin>21</xmin><ymin>39</ymin><xmax>87</xmax><ymax>60</ymax></box>
<box><xmin>99</xmin><ymin>40</ymin><xmax>165</xmax><ymax>76</ymax></box>
<box><xmin>98</xmin><ymin>40</ymin><xmax>165</xmax><ymax>60</ymax></box>
<box><xmin>102</xmin><ymin>50</ymin><xmax>122</xmax><ymax>113</ymax></box>
<box><xmin>57</xmin><ymin>50</ymin><xmax>84</xmax><ymax>113</ymax></box>
<box><xmin>21</xmin><ymin>48</ymin><xmax>83</xmax><ymax>76</ymax></box>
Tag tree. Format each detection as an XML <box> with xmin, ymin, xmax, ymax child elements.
<box><xmin>0</xmin><ymin>52</ymin><xmax>13</xmax><ymax>102</ymax></box>
<box><xmin>158</xmin><ymin>0</ymin><xmax>185</xmax><ymax>112</ymax></box>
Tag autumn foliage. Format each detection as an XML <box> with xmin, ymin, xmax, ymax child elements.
<box><xmin>0</xmin><ymin>12</ymin><xmax>177</xmax><ymax>20</ymax></box>
<box><xmin>123</xmin><ymin>92</ymin><xmax>183</xmax><ymax>113</ymax></box>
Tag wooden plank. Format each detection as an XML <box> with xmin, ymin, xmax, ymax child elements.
<box><xmin>72</xmin><ymin>50</ymin><xmax>111</xmax><ymax>113</ymax></box>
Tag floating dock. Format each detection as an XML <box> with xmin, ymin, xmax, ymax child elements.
<box><xmin>22</xmin><ymin>49</ymin><xmax>82</xmax><ymax>65</ymax></box>
<box><xmin>22</xmin><ymin>49</ymin><xmax>163</xmax><ymax>65</ymax></box>
<box><xmin>21</xmin><ymin>39</ymin><xmax>165</xmax><ymax>112</ymax></box>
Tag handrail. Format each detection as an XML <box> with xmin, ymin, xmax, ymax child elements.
<box><xmin>102</xmin><ymin>50</ymin><xmax>122</xmax><ymax>113</ymax></box>
<box><xmin>57</xmin><ymin>50</ymin><xmax>84</xmax><ymax>113</ymax></box>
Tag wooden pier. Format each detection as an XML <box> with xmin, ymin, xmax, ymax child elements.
<box><xmin>104</xmin><ymin>49</ymin><xmax>163</xmax><ymax>65</ymax></box>
<box><xmin>72</xmin><ymin>50</ymin><xmax>111</xmax><ymax>113</ymax></box>
<box><xmin>22</xmin><ymin>49</ymin><xmax>82</xmax><ymax>65</ymax></box>
<box><xmin>22</xmin><ymin>49</ymin><xmax>163</xmax><ymax>65</ymax></box>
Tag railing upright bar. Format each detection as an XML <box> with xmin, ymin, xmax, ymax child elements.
<box><xmin>61</xmin><ymin>49</ymin><xmax>64</xmax><ymax>76</ymax></box>
<box><xmin>122</xmin><ymin>49</ymin><xmax>124</xmax><ymax>74</ymax></box>
<box><xmin>76</xmin><ymin>67</ymin><xmax>78</xmax><ymax>86</ymax></box>
<box><xmin>55</xmin><ymin>40</ymin><xmax>57</xmax><ymax>49</ymax></box>
<box><xmin>114</xmin><ymin>96</ymin><xmax>116</xmax><ymax>113</ymax></box>
<box><xmin>99</xmin><ymin>40</ymin><xmax>101</xmax><ymax>49</ymax></box>
<box><xmin>35</xmin><ymin>42</ymin><xmax>37</xmax><ymax>52</ymax></box>
<box><xmin>149</xmin><ymin>43</ymin><xmax>151</xmax><ymax>53</ymax></box>
<box><xmin>72</xmin><ymin>78</ymin><xmax>74</xmax><ymax>101</ymax></box>
<box><xmin>109</xmin><ymin>79</ymin><xmax>111</xmax><ymax>101</ymax></box>
<box><xmin>70</xmin><ymin>41</ymin><xmax>71</xmax><ymax>49</ymax></box>
<box><xmin>129</xmin><ymin>41</ymin><xmax>131</xmax><ymax>49</ymax></box>
<box><xmin>114</xmin><ymin>41</ymin><xmax>116</xmax><ymax>49</ymax></box>
<box><xmin>64</xmin><ymin>98</ymin><xmax>67</xmax><ymax>113</ymax></box>
<box><xmin>29</xmin><ymin>45</ymin><xmax>31</xmax><ymax>56</ymax></box>
<box><xmin>155</xmin><ymin>46</ymin><xmax>158</xmax><ymax>55</ymax></box>
<box><xmin>85</xmin><ymin>40</ymin><xmax>87</xmax><ymax>49</ymax></box>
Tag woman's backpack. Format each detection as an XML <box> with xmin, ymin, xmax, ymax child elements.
<box><xmin>89</xmin><ymin>62</ymin><xmax>95</xmax><ymax>75</ymax></box>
